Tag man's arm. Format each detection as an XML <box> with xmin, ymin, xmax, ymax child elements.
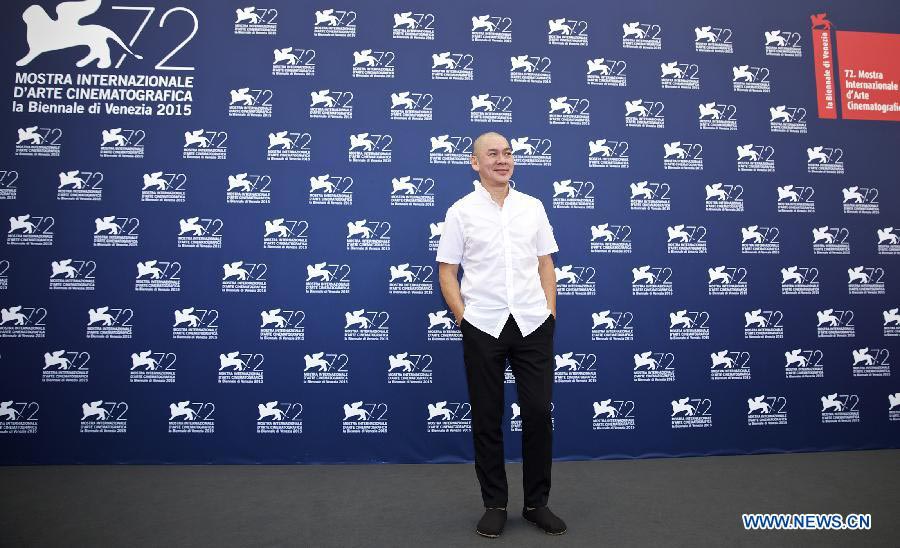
<box><xmin>537</xmin><ymin>254</ymin><xmax>556</xmax><ymax>318</ymax></box>
<box><xmin>438</xmin><ymin>262</ymin><xmax>465</xmax><ymax>324</ymax></box>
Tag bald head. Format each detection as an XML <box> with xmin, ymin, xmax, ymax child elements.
<box><xmin>473</xmin><ymin>132</ymin><xmax>509</xmax><ymax>155</ymax></box>
<box><xmin>471</xmin><ymin>131</ymin><xmax>513</xmax><ymax>188</ymax></box>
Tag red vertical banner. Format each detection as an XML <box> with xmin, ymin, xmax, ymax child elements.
<box><xmin>836</xmin><ymin>31</ymin><xmax>900</xmax><ymax>122</ymax></box>
<box><xmin>811</xmin><ymin>14</ymin><xmax>837</xmax><ymax>119</ymax></box>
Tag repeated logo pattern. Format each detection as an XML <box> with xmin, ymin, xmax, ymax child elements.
<box><xmin>1</xmin><ymin>1</ymin><xmax>897</xmax><ymax>461</ymax></box>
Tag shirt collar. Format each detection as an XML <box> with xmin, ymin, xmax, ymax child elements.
<box><xmin>473</xmin><ymin>180</ymin><xmax>516</xmax><ymax>206</ymax></box>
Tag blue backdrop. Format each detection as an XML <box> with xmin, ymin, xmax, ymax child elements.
<box><xmin>1</xmin><ymin>0</ymin><xmax>898</xmax><ymax>463</ymax></box>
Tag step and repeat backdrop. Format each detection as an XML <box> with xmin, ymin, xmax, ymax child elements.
<box><xmin>1</xmin><ymin>0</ymin><xmax>898</xmax><ymax>463</ymax></box>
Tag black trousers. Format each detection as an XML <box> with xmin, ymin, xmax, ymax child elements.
<box><xmin>461</xmin><ymin>314</ymin><xmax>555</xmax><ymax>508</ymax></box>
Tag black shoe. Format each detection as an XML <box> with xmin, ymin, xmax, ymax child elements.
<box><xmin>476</xmin><ymin>508</ymin><xmax>507</xmax><ymax>538</ymax></box>
<box><xmin>522</xmin><ymin>506</ymin><xmax>567</xmax><ymax>535</ymax></box>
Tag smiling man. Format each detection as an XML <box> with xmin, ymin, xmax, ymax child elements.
<box><xmin>436</xmin><ymin>132</ymin><xmax>566</xmax><ymax>538</ymax></box>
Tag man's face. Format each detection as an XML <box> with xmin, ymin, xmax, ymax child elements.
<box><xmin>472</xmin><ymin>134</ymin><xmax>514</xmax><ymax>186</ymax></box>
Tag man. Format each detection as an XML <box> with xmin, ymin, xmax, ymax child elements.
<box><xmin>436</xmin><ymin>132</ymin><xmax>566</xmax><ymax>538</ymax></box>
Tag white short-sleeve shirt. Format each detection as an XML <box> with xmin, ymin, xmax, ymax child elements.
<box><xmin>436</xmin><ymin>181</ymin><xmax>558</xmax><ymax>338</ymax></box>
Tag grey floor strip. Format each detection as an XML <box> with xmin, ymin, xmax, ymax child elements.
<box><xmin>1</xmin><ymin>450</ymin><xmax>897</xmax><ymax>548</ymax></box>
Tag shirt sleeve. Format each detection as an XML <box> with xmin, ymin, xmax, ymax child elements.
<box><xmin>536</xmin><ymin>201</ymin><xmax>559</xmax><ymax>256</ymax></box>
<box><xmin>435</xmin><ymin>207</ymin><xmax>464</xmax><ymax>264</ymax></box>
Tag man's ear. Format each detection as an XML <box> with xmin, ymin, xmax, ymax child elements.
<box><xmin>470</xmin><ymin>155</ymin><xmax>480</xmax><ymax>172</ymax></box>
